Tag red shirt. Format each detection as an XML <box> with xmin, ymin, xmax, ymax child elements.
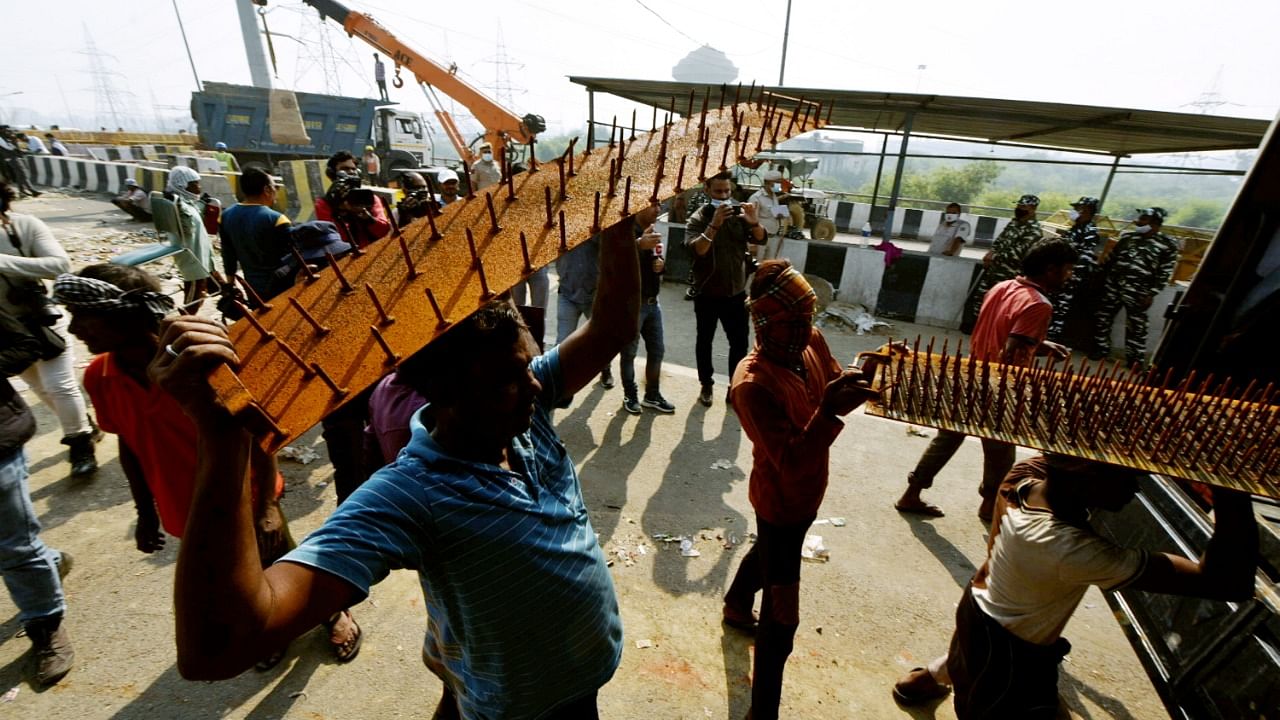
<box><xmin>730</xmin><ymin>328</ymin><xmax>845</xmax><ymax>525</ymax></box>
<box><xmin>313</xmin><ymin>195</ymin><xmax>392</xmax><ymax>249</ymax></box>
<box><xmin>970</xmin><ymin>277</ymin><xmax>1052</xmax><ymax>365</ymax></box>
<box><xmin>84</xmin><ymin>353</ymin><xmax>282</xmax><ymax>537</ymax></box>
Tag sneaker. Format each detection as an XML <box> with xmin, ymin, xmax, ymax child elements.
<box><xmin>600</xmin><ymin>373</ymin><xmax>615</xmax><ymax>389</ymax></box>
<box><xmin>641</xmin><ymin>394</ymin><xmax>676</xmax><ymax>414</ymax></box>
<box><xmin>25</xmin><ymin>615</ymin><xmax>74</xmax><ymax>686</ymax></box>
<box><xmin>698</xmin><ymin>385</ymin><xmax>713</xmax><ymax>407</ymax></box>
<box><xmin>622</xmin><ymin>396</ymin><xmax>641</xmax><ymax>415</ymax></box>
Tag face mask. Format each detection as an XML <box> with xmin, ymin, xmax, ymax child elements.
<box><xmin>944</xmin><ymin>212</ymin><xmax>959</xmax><ymax>222</ymax></box>
<box><xmin>481</xmin><ymin>152</ymin><xmax>493</xmax><ymax>162</ymax></box>
<box><xmin>709</xmin><ymin>198</ymin><xmax>732</xmax><ymax>207</ymax></box>
<box><xmin>1134</xmin><ymin>224</ymin><xmax>1152</xmax><ymax>234</ymax></box>
<box><xmin>771</xmin><ymin>183</ymin><xmax>782</xmax><ymax>193</ymax></box>
<box><xmin>1068</xmin><ymin>210</ymin><xmax>1081</xmax><ymax>222</ymax></box>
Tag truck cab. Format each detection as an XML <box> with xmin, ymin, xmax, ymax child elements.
<box><xmin>374</xmin><ymin>107</ymin><xmax>430</xmax><ymax>183</ymax></box>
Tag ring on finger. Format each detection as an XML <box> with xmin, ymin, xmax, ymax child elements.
<box><xmin>165</xmin><ymin>343</ymin><xmax>181</xmax><ymax>359</ymax></box>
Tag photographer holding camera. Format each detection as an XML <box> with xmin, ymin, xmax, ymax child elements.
<box><xmin>685</xmin><ymin>170</ymin><xmax>766</xmax><ymax>407</ymax></box>
<box><xmin>394</xmin><ymin>171</ymin><xmax>435</xmax><ymax>227</ymax></box>
<box><xmin>0</xmin><ymin>180</ymin><xmax>98</xmax><ymax>476</ymax></box>
<box><xmin>314</xmin><ymin>151</ymin><xmax>391</xmax><ymax>250</ymax></box>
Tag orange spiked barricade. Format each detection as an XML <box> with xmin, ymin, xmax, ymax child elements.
<box><xmin>209</xmin><ymin>88</ymin><xmax>826</xmax><ymax>453</ymax></box>
<box><xmin>859</xmin><ymin>338</ymin><xmax>1280</xmax><ymax>498</ymax></box>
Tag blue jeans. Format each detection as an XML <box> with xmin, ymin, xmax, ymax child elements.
<box><xmin>619</xmin><ymin>301</ymin><xmax>665</xmax><ymax>398</ymax></box>
<box><xmin>512</xmin><ymin>266</ymin><xmax>550</xmax><ymax>309</ymax></box>
<box><xmin>556</xmin><ymin>295</ymin><xmax>613</xmax><ymax>381</ymax></box>
<box><xmin>0</xmin><ymin>449</ymin><xmax>66</xmax><ymax>624</ymax></box>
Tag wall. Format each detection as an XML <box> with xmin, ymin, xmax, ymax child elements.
<box><xmin>825</xmin><ymin>199</ymin><xmax>1012</xmax><ymax>247</ymax></box>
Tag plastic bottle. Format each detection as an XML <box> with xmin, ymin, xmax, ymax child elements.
<box><xmin>861</xmin><ymin>221</ymin><xmax>872</xmax><ymax>247</ymax></box>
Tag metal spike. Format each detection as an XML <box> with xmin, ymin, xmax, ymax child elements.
<box><xmin>567</xmin><ymin>137</ymin><xmax>578</xmax><ymax>176</ymax></box>
<box><xmin>485</xmin><ymin>192</ymin><xmax>502</xmax><ymax>234</ymax></box>
<box><xmin>529</xmin><ymin>137</ymin><xmax>541</xmax><ymax>167</ymax></box>
<box><xmin>719</xmin><ymin>135</ymin><xmax>731</xmax><ymax>171</ymax></box>
<box><xmin>233</xmin><ymin>275</ymin><xmax>272</xmax><ymax>311</ymax></box>
<box><xmin>291</xmin><ymin>247</ymin><xmax>318</xmax><ymax>283</ymax></box>
<box><xmin>272</xmin><ymin>335</ymin><xmax>311</xmax><ymax>375</ymax></box>
<box><xmin>747</xmin><ymin>80</ymin><xmax>757</xmax><ymax>108</ymax></box>
<box><xmin>733</xmin><ymin>82</ymin><xmax>742</xmax><ymax>107</ymax></box>
<box><xmin>629</xmin><ymin>109</ymin><xmax>637</xmax><ymax>141</ymax></box>
<box><xmin>674</xmin><ymin>155</ymin><xmax>686</xmax><ymax>193</ymax></box>
<box><xmin>719</xmin><ymin>83</ymin><xmax>727</xmax><ymax>113</ymax></box>
<box><xmin>698</xmin><ymin>142</ymin><xmax>710</xmax><ymax>182</ymax></box>
<box><xmin>557</xmin><ymin>155</ymin><xmax>568</xmax><ymax>200</ymax></box>
<box><xmin>365</xmin><ymin>283</ymin><xmax>394</xmax><ymax>325</ymax></box>
<box><xmin>281</xmin><ymin>300</ymin><xmax>328</xmax><ymax>341</ymax></box>
<box><xmin>609</xmin><ymin>116</ymin><xmax>617</xmax><ymax>148</ymax></box>
<box><xmin>465</xmin><ymin>228</ymin><xmax>480</xmax><ymax>264</ymax></box>
<box><xmin>505</xmin><ymin>166</ymin><xmax>517</xmax><ymax>202</ymax></box>
<box><xmin>651</xmin><ymin>105</ymin><xmax>657</xmax><ymax>133</ymax></box>
<box><xmin>621</xmin><ymin>176</ymin><xmax>632</xmax><ymax>217</ymax></box>
<box><xmin>311</xmin><ymin>362</ymin><xmax>348</xmax><ymax>397</ymax></box>
<box><xmin>559</xmin><ymin>211</ymin><xmax>568</xmax><ymax>252</ymax></box>
<box><xmin>371</xmin><ymin>325</ymin><xmax>400</xmax><ymax>364</ymax></box>
<box><xmin>425</xmin><ymin>287</ymin><xmax>447</xmax><ymax>328</ymax></box>
<box><xmin>544</xmin><ymin>186</ymin><xmax>555</xmax><ymax>228</ymax></box>
<box><xmin>395</xmin><ymin>234</ymin><xmax>418</xmax><ymax>280</ymax></box>
<box><xmin>592</xmin><ymin>191</ymin><xmax>601</xmax><ymax>233</ymax></box>
<box><xmin>739</xmin><ymin>127</ymin><xmax>752</xmax><ymax>162</ymax></box>
<box><xmin>461</xmin><ymin>160</ymin><xmax>476</xmax><ymax>200</ymax></box>
<box><xmin>323</xmin><ymin>250</ymin><xmax>353</xmax><ymax>293</ymax></box>
<box><xmin>686</xmin><ymin>90</ymin><xmax>695</xmax><ymax>122</ymax></box>
<box><xmin>235</xmin><ymin>299</ymin><xmax>274</xmax><ymax>340</ymax></box>
<box><xmin>607</xmin><ymin>159</ymin><xmax>617</xmax><ymax>197</ymax></box>
<box><xmin>475</xmin><ymin>256</ymin><xmax>493</xmax><ymax>299</ymax></box>
<box><xmin>424</xmin><ymin>200</ymin><xmax>442</xmax><ymax>241</ymax></box>
<box><xmin>519</xmin><ymin>231</ymin><xmax>533</xmax><ymax>274</ymax></box>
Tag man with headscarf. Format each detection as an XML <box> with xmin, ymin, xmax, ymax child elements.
<box><xmin>969</xmin><ymin>194</ymin><xmax>1044</xmax><ymax>321</ymax></box>
<box><xmin>52</xmin><ymin>264</ymin><xmax>355</xmax><ymax>669</ymax></box>
<box><xmin>722</xmin><ymin>260</ymin><xmax>879</xmax><ymax>720</ymax></box>
<box><xmin>164</xmin><ymin>166</ymin><xmax>217</xmax><ymax>303</ymax></box>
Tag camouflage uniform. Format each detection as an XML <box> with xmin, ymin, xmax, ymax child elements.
<box><xmin>1092</xmin><ymin>231</ymin><xmax>1179</xmax><ymax>365</ymax></box>
<box><xmin>970</xmin><ymin>218</ymin><xmax>1043</xmax><ymax>318</ymax></box>
<box><xmin>1046</xmin><ymin>220</ymin><xmax>1102</xmax><ymax>342</ymax></box>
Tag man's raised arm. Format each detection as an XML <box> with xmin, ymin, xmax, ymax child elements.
<box><xmin>150</xmin><ymin>317</ymin><xmax>356</xmax><ymax>679</ymax></box>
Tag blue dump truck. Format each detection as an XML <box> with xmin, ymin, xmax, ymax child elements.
<box><xmin>191</xmin><ymin>81</ymin><xmax>431</xmax><ymax>182</ymax></box>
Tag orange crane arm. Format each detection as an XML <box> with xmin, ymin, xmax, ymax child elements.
<box><xmin>301</xmin><ymin>0</ymin><xmax>543</xmax><ymax>163</ymax></box>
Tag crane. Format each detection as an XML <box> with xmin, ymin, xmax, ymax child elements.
<box><xmin>297</xmin><ymin>0</ymin><xmax>545</xmax><ymax>166</ymax></box>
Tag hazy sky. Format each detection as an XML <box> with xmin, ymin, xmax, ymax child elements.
<box><xmin>1</xmin><ymin>0</ymin><xmax>1277</xmax><ymax>144</ymax></box>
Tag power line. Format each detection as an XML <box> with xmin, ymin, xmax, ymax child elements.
<box><xmin>632</xmin><ymin>0</ymin><xmax>701</xmax><ymax>46</ymax></box>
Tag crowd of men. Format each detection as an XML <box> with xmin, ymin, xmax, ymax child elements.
<box><xmin>0</xmin><ymin>143</ymin><xmax>1259</xmax><ymax>720</ymax></box>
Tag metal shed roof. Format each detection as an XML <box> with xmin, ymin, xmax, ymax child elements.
<box><xmin>568</xmin><ymin>77</ymin><xmax>1270</xmax><ymax>156</ymax></box>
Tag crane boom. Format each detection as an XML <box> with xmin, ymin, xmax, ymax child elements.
<box><xmin>300</xmin><ymin>0</ymin><xmax>544</xmax><ymax>163</ymax></box>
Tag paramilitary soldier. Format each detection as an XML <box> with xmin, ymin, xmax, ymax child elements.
<box><xmin>1091</xmin><ymin>207</ymin><xmax>1178</xmax><ymax>366</ymax></box>
<box><xmin>1046</xmin><ymin>196</ymin><xmax>1104</xmax><ymax>345</ymax></box>
<box><xmin>970</xmin><ymin>194</ymin><xmax>1044</xmax><ymax>320</ymax></box>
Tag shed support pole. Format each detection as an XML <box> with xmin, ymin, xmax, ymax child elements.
<box><xmin>882</xmin><ymin>113</ymin><xmax>914</xmax><ymax>240</ymax></box>
<box><xmin>869</xmin><ymin>134</ymin><xmax>888</xmax><ymax>208</ymax></box>
<box><xmin>1098</xmin><ymin>155</ymin><xmax>1122</xmax><ymax>211</ymax></box>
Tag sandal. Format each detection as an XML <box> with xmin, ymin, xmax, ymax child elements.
<box><xmin>892</xmin><ymin>667</ymin><xmax>950</xmax><ymax>705</ymax></box>
<box><xmin>894</xmin><ymin>501</ymin><xmax>946</xmax><ymax>518</ymax></box>
<box><xmin>324</xmin><ymin>610</ymin><xmax>363</xmax><ymax>663</ymax></box>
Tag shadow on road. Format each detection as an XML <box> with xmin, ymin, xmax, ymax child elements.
<box><xmin>900</xmin><ymin>516</ymin><xmax>978</xmax><ymax>588</ymax></box>
<box><xmin>578</xmin><ymin>408</ymin><xmax>656</xmax><ymax>547</ymax></box>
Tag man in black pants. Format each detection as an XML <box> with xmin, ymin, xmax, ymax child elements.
<box><xmin>684</xmin><ymin>171</ymin><xmax>765</xmax><ymax>406</ymax></box>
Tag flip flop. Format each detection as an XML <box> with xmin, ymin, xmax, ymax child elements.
<box><xmin>894</xmin><ymin>501</ymin><xmax>946</xmax><ymax>518</ymax></box>
<box><xmin>892</xmin><ymin>667</ymin><xmax>951</xmax><ymax>705</ymax></box>
<box><xmin>325</xmin><ymin>610</ymin><xmax>363</xmax><ymax>663</ymax></box>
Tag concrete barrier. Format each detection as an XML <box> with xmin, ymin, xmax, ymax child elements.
<box><xmin>24</xmin><ymin>156</ymin><xmax>239</xmax><ymax>207</ymax></box>
<box><xmin>826</xmin><ymin>200</ymin><xmax>1012</xmax><ymax>247</ymax></box>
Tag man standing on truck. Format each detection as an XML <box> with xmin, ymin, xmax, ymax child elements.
<box><xmin>373</xmin><ymin>53</ymin><xmax>389</xmax><ymax>102</ymax></box>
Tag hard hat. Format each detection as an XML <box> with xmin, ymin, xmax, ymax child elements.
<box><xmin>365</xmin><ymin>145</ymin><xmax>375</xmax><ymax>152</ymax></box>
<box><xmin>215</xmin><ymin>142</ymin><xmax>228</xmax><ymax>150</ymax></box>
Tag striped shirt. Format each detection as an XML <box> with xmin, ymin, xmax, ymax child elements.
<box><xmin>283</xmin><ymin>347</ymin><xmax>622</xmax><ymax>719</ymax></box>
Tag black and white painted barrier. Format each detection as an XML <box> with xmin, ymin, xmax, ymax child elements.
<box><xmin>825</xmin><ymin>200</ymin><xmax>1014</xmax><ymax>247</ymax></box>
<box><xmin>24</xmin><ymin>155</ymin><xmax>238</xmax><ymax>207</ymax></box>
<box><xmin>657</xmin><ymin>221</ymin><xmax>1179</xmax><ymax>355</ymax></box>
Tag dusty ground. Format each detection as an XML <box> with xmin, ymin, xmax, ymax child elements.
<box><xmin>0</xmin><ymin>192</ymin><xmax>1164</xmax><ymax>718</ymax></box>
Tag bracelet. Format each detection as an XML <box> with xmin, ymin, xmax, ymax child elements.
<box><xmin>699</xmin><ymin>232</ymin><xmax>712</xmax><ymax>243</ymax></box>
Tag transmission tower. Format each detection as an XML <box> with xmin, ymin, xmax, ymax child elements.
<box><xmin>79</xmin><ymin>24</ymin><xmax>138</xmax><ymax>129</ymax></box>
<box><xmin>480</xmin><ymin>24</ymin><xmax>524</xmax><ymax>109</ymax></box>
<box><xmin>1181</xmin><ymin>67</ymin><xmax>1242</xmax><ymax>115</ymax></box>
<box><xmin>292</xmin><ymin>10</ymin><xmax>344</xmax><ymax>95</ymax></box>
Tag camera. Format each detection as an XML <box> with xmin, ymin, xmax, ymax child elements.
<box><xmin>398</xmin><ymin>188</ymin><xmax>437</xmax><ymax>221</ymax></box>
<box><xmin>7</xmin><ymin>282</ymin><xmax>61</xmax><ymax>326</ymax></box>
<box><xmin>327</xmin><ymin>171</ymin><xmax>375</xmax><ymax>210</ymax></box>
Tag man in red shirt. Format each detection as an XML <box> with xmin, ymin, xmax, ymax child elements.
<box><xmin>723</xmin><ymin>260</ymin><xmax>879</xmax><ymax>720</ymax></box>
<box><xmin>313</xmin><ymin>150</ymin><xmax>391</xmax><ymax>250</ymax></box>
<box><xmin>894</xmin><ymin>239</ymin><xmax>1076</xmax><ymax>521</ymax></box>
<box><xmin>54</xmin><ymin>264</ymin><xmax>362</xmax><ymax>669</ymax></box>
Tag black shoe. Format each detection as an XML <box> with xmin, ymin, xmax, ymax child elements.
<box><xmin>698</xmin><ymin>385</ymin><xmax>713</xmax><ymax>407</ymax></box>
<box><xmin>600</xmin><ymin>374</ymin><xmax>615</xmax><ymax>390</ymax></box>
<box><xmin>623</xmin><ymin>396</ymin><xmax>642</xmax><ymax>415</ymax></box>
<box><xmin>641</xmin><ymin>394</ymin><xmax>676</xmax><ymax>414</ymax></box>
<box><xmin>25</xmin><ymin>615</ymin><xmax>74</xmax><ymax>686</ymax></box>
<box><xmin>62</xmin><ymin>433</ymin><xmax>98</xmax><ymax>477</ymax></box>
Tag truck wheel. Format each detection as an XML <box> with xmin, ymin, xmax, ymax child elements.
<box><xmin>811</xmin><ymin>219</ymin><xmax>836</xmax><ymax>241</ymax></box>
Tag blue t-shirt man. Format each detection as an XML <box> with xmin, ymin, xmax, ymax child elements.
<box><xmin>219</xmin><ymin>203</ymin><xmax>291</xmax><ymax>299</ymax></box>
<box><xmin>284</xmin><ymin>346</ymin><xmax>622</xmax><ymax>719</ymax></box>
